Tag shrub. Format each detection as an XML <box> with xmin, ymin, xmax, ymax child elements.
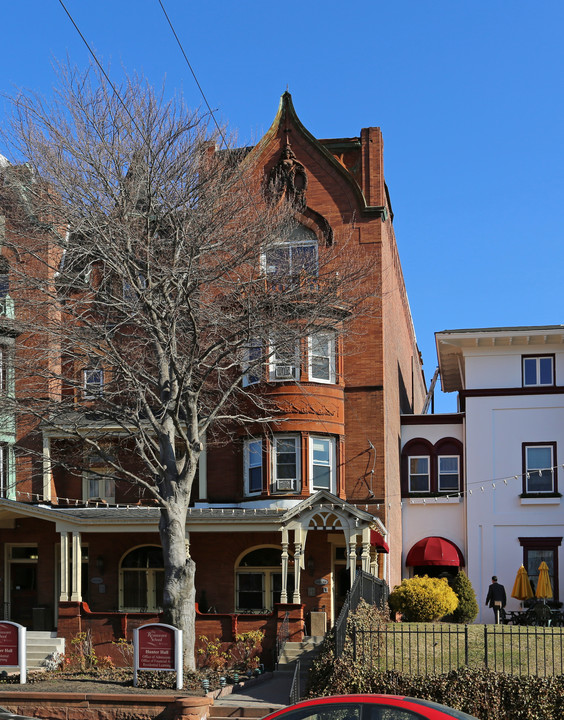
<box><xmin>388</xmin><ymin>575</ymin><xmax>458</xmax><ymax>622</ymax></box>
<box><xmin>445</xmin><ymin>571</ymin><xmax>479</xmax><ymax>624</ymax></box>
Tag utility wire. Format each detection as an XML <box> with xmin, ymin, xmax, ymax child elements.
<box><xmin>56</xmin><ymin>0</ymin><xmax>146</xmax><ymax>141</ymax></box>
<box><xmin>157</xmin><ymin>0</ymin><xmax>229</xmax><ymax>150</ymax></box>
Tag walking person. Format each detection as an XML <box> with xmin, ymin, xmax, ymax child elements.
<box><xmin>485</xmin><ymin>575</ymin><xmax>506</xmax><ymax>624</ymax></box>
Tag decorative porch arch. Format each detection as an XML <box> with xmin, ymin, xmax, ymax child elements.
<box><xmin>277</xmin><ymin>490</ymin><xmax>387</xmax><ymax>605</ymax></box>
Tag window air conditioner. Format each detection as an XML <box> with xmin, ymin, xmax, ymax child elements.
<box><xmin>275</xmin><ymin>365</ymin><xmax>294</xmax><ymax>379</ymax></box>
<box><xmin>276</xmin><ymin>479</ymin><xmax>295</xmax><ymax>491</ymax></box>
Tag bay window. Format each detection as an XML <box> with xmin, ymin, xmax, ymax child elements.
<box><xmin>308</xmin><ymin>332</ymin><xmax>336</xmax><ymax>383</ymax></box>
<box><xmin>310</xmin><ymin>436</ymin><xmax>336</xmax><ymax>492</ymax></box>
<box><xmin>244</xmin><ymin>439</ymin><xmax>263</xmax><ymax>494</ymax></box>
<box><xmin>273</xmin><ymin>436</ymin><xmax>300</xmax><ymax>492</ymax></box>
<box><xmin>242</xmin><ymin>342</ymin><xmax>262</xmax><ymax>387</ymax></box>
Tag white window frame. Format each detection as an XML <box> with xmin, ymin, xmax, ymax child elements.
<box><xmin>525</xmin><ymin>444</ymin><xmax>554</xmax><ymax>493</ymax></box>
<box><xmin>438</xmin><ymin>455</ymin><xmax>459</xmax><ymax>492</ymax></box>
<box><xmin>309</xmin><ymin>436</ymin><xmax>336</xmax><ymax>493</ymax></box>
<box><xmin>263</xmin><ymin>231</ymin><xmax>319</xmax><ymax>283</ymax></box>
<box><xmin>83</xmin><ymin>469</ymin><xmax>116</xmax><ymax>504</ymax></box>
<box><xmin>523</xmin><ymin>356</ymin><xmax>554</xmax><ymax>387</ymax></box>
<box><xmin>242</xmin><ymin>341</ymin><xmax>263</xmax><ymax>387</ymax></box>
<box><xmin>272</xmin><ymin>435</ymin><xmax>300</xmax><ymax>493</ymax></box>
<box><xmin>308</xmin><ymin>332</ymin><xmax>336</xmax><ymax>384</ymax></box>
<box><xmin>408</xmin><ymin>456</ymin><xmax>430</xmax><ymax>493</ymax></box>
<box><xmin>244</xmin><ymin>439</ymin><xmax>263</xmax><ymax>495</ymax></box>
<box><xmin>83</xmin><ymin>368</ymin><xmax>104</xmax><ymax>399</ymax></box>
<box><xmin>268</xmin><ymin>338</ymin><xmax>300</xmax><ymax>382</ymax></box>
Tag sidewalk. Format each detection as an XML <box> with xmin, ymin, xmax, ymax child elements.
<box><xmin>212</xmin><ymin>672</ymin><xmax>293</xmax><ymax>709</ymax></box>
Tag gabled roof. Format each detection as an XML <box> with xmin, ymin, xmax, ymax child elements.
<box><xmin>243</xmin><ymin>92</ymin><xmax>384</xmax><ymax>216</ymax></box>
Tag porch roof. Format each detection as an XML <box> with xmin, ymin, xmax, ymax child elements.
<box><xmin>0</xmin><ymin>492</ymin><xmax>386</xmax><ymax>536</ymax></box>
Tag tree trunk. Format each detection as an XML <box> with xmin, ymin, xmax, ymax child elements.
<box><xmin>159</xmin><ymin>504</ymin><xmax>196</xmax><ymax>670</ymax></box>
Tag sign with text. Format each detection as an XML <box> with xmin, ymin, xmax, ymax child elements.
<box><xmin>133</xmin><ymin>623</ymin><xmax>183</xmax><ymax>690</ymax></box>
<box><xmin>0</xmin><ymin>621</ymin><xmax>26</xmax><ymax>683</ymax></box>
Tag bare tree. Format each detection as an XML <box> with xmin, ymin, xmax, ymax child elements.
<box><xmin>0</xmin><ymin>64</ymin><xmax>367</xmax><ymax>667</ymax></box>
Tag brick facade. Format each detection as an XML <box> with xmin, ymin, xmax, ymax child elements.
<box><xmin>0</xmin><ymin>93</ymin><xmax>425</xmax><ymax>664</ymax></box>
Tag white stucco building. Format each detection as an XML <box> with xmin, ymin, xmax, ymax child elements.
<box><xmin>401</xmin><ymin>325</ymin><xmax>564</xmax><ymax>622</ymax></box>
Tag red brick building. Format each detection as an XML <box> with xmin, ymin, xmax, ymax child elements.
<box><xmin>0</xmin><ymin>95</ymin><xmax>425</xmax><ymax>663</ymax></box>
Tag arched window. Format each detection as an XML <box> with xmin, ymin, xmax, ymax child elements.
<box><xmin>235</xmin><ymin>546</ymin><xmax>294</xmax><ymax>612</ymax></box>
<box><xmin>120</xmin><ymin>545</ymin><xmax>164</xmax><ymax>611</ymax></box>
<box><xmin>401</xmin><ymin>437</ymin><xmax>463</xmax><ymax>496</ymax></box>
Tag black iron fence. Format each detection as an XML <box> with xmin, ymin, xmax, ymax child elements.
<box><xmin>335</xmin><ymin>570</ymin><xmax>389</xmax><ymax>657</ymax></box>
<box><xmin>351</xmin><ymin>623</ymin><xmax>564</xmax><ymax>677</ymax></box>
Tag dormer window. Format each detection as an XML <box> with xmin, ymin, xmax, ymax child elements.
<box><xmin>264</xmin><ymin>226</ymin><xmax>318</xmax><ymax>290</ymax></box>
<box><xmin>523</xmin><ymin>355</ymin><xmax>554</xmax><ymax>387</ymax></box>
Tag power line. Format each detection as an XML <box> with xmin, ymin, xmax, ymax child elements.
<box><xmin>56</xmin><ymin>0</ymin><xmax>146</xmax><ymax>141</ymax></box>
<box><xmin>157</xmin><ymin>0</ymin><xmax>229</xmax><ymax>151</ymax></box>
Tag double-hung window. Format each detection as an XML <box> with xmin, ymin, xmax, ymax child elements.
<box><xmin>269</xmin><ymin>337</ymin><xmax>299</xmax><ymax>381</ymax></box>
<box><xmin>310</xmin><ymin>436</ymin><xmax>336</xmax><ymax>492</ymax></box>
<box><xmin>524</xmin><ymin>443</ymin><xmax>556</xmax><ymax>493</ymax></box>
<box><xmin>273</xmin><ymin>436</ymin><xmax>300</xmax><ymax>492</ymax></box>
<box><xmin>264</xmin><ymin>230</ymin><xmax>318</xmax><ymax>290</ymax></box>
<box><xmin>438</xmin><ymin>456</ymin><xmax>459</xmax><ymax>492</ymax></box>
<box><xmin>244</xmin><ymin>439</ymin><xmax>263</xmax><ymax>495</ymax></box>
<box><xmin>242</xmin><ymin>342</ymin><xmax>263</xmax><ymax>387</ymax></box>
<box><xmin>408</xmin><ymin>456</ymin><xmax>430</xmax><ymax>493</ymax></box>
<box><xmin>83</xmin><ymin>368</ymin><xmax>104</xmax><ymax>399</ymax></box>
<box><xmin>84</xmin><ymin>470</ymin><xmax>116</xmax><ymax>503</ymax></box>
<box><xmin>308</xmin><ymin>332</ymin><xmax>336</xmax><ymax>383</ymax></box>
<box><xmin>523</xmin><ymin>355</ymin><xmax>554</xmax><ymax>387</ymax></box>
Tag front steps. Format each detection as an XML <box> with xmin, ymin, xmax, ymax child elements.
<box><xmin>277</xmin><ymin>636</ymin><xmax>324</xmax><ymax>673</ymax></box>
<box><xmin>26</xmin><ymin>631</ymin><xmax>65</xmax><ymax>669</ymax></box>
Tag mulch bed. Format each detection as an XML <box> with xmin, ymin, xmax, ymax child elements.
<box><xmin>0</xmin><ymin>672</ymin><xmax>204</xmax><ymax>695</ymax></box>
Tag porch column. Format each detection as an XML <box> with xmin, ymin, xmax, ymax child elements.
<box><xmin>280</xmin><ymin>526</ymin><xmax>289</xmax><ymax>603</ymax></box>
<box><xmin>59</xmin><ymin>532</ymin><xmax>69</xmax><ymax>601</ymax></box>
<box><xmin>292</xmin><ymin>528</ymin><xmax>304</xmax><ymax>604</ymax></box>
<box><xmin>42</xmin><ymin>435</ymin><xmax>52</xmax><ymax>502</ymax></box>
<box><xmin>370</xmin><ymin>547</ymin><xmax>379</xmax><ymax>578</ymax></box>
<box><xmin>360</xmin><ymin>528</ymin><xmax>371</xmax><ymax>573</ymax></box>
<box><xmin>70</xmin><ymin>531</ymin><xmax>82</xmax><ymax>602</ymax></box>
<box><xmin>348</xmin><ymin>535</ymin><xmax>357</xmax><ymax>587</ymax></box>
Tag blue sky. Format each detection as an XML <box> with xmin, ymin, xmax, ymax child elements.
<box><xmin>1</xmin><ymin>1</ymin><xmax>563</xmax><ymax>412</ymax></box>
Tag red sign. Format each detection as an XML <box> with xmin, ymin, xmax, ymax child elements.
<box><xmin>137</xmin><ymin>625</ymin><xmax>175</xmax><ymax>670</ymax></box>
<box><xmin>0</xmin><ymin>623</ymin><xmax>19</xmax><ymax>666</ymax></box>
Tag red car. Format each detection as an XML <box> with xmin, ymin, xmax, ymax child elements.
<box><xmin>261</xmin><ymin>694</ymin><xmax>480</xmax><ymax>720</ymax></box>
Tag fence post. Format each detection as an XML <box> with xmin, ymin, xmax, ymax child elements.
<box><xmin>464</xmin><ymin>625</ymin><xmax>469</xmax><ymax>666</ymax></box>
<box><xmin>483</xmin><ymin>625</ymin><xmax>488</xmax><ymax>669</ymax></box>
<box><xmin>352</xmin><ymin>625</ymin><xmax>357</xmax><ymax>662</ymax></box>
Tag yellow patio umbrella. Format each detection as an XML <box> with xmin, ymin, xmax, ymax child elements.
<box><xmin>535</xmin><ymin>561</ymin><xmax>553</xmax><ymax>600</ymax></box>
<box><xmin>511</xmin><ymin>565</ymin><xmax>534</xmax><ymax>600</ymax></box>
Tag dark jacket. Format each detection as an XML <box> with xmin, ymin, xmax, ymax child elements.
<box><xmin>486</xmin><ymin>582</ymin><xmax>507</xmax><ymax>607</ymax></box>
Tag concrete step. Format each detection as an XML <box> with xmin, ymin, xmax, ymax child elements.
<box><xmin>210</xmin><ymin>707</ymin><xmax>278</xmax><ymax>718</ymax></box>
<box><xmin>25</xmin><ymin>632</ymin><xmax>65</xmax><ymax>669</ymax></box>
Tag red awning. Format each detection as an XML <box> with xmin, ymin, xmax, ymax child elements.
<box><xmin>370</xmin><ymin>529</ymin><xmax>390</xmax><ymax>553</ymax></box>
<box><xmin>405</xmin><ymin>536</ymin><xmax>465</xmax><ymax>567</ymax></box>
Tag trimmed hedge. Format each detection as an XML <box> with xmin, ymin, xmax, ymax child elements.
<box><xmin>445</xmin><ymin>571</ymin><xmax>479</xmax><ymax>624</ymax></box>
<box><xmin>307</xmin><ymin>602</ymin><xmax>564</xmax><ymax>719</ymax></box>
<box><xmin>388</xmin><ymin>575</ymin><xmax>458</xmax><ymax>622</ymax></box>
